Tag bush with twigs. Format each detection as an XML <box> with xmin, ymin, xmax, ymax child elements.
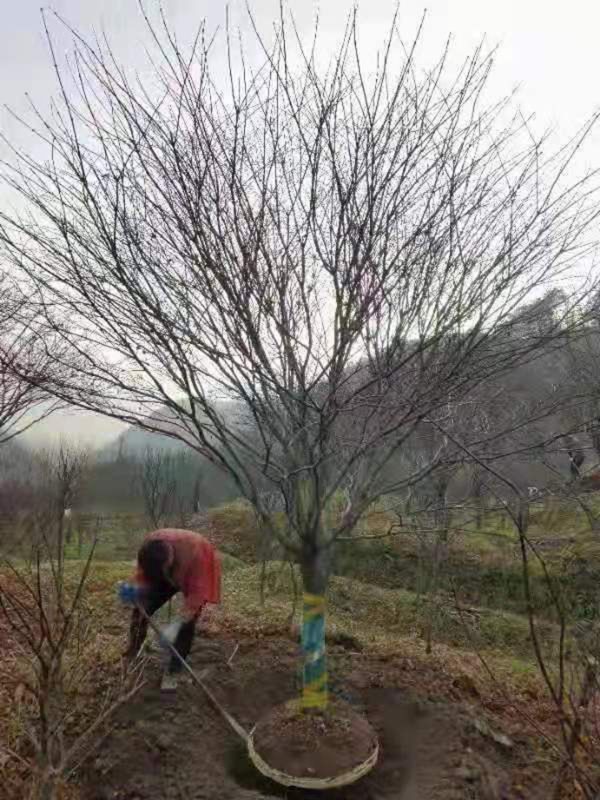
<box><xmin>0</xmin><ymin>508</ymin><xmax>145</xmax><ymax>800</ymax></box>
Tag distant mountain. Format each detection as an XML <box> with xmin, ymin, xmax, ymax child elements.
<box><xmin>86</xmin><ymin>400</ymin><xmax>247</xmax><ymax>513</ymax></box>
<box><xmin>18</xmin><ymin>404</ymin><xmax>126</xmax><ymax>450</ymax></box>
<box><xmin>99</xmin><ymin>398</ymin><xmax>250</xmax><ymax>460</ymax></box>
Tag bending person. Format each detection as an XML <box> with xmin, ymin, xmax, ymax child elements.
<box><xmin>124</xmin><ymin>528</ymin><xmax>221</xmax><ymax>691</ymax></box>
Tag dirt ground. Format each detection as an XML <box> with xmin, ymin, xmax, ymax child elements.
<box><xmin>82</xmin><ymin>624</ymin><xmax>553</xmax><ymax>800</ymax></box>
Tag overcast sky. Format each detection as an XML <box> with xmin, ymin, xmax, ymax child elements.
<box><xmin>2</xmin><ymin>0</ymin><xmax>599</xmax><ymax>447</ymax></box>
<box><xmin>2</xmin><ymin>1</ymin><xmax>599</xmax><ymax>143</ymax></box>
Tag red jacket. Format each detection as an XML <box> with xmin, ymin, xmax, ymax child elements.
<box><xmin>135</xmin><ymin>529</ymin><xmax>221</xmax><ymax>615</ymax></box>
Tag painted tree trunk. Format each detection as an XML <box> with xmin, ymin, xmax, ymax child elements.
<box><xmin>300</xmin><ymin>591</ymin><xmax>327</xmax><ymax>710</ymax></box>
<box><xmin>294</xmin><ymin>475</ymin><xmax>331</xmax><ymax>712</ymax></box>
<box><xmin>300</xmin><ymin>550</ymin><xmax>329</xmax><ymax>711</ymax></box>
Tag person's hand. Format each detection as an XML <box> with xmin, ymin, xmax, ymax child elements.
<box><xmin>117</xmin><ymin>581</ymin><xmax>143</xmax><ymax>606</ymax></box>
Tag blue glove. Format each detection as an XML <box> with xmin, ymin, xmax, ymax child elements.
<box><xmin>117</xmin><ymin>581</ymin><xmax>144</xmax><ymax>606</ymax></box>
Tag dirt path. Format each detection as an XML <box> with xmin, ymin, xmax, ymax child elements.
<box><xmin>83</xmin><ymin>630</ymin><xmax>549</xmax><ymax>800</ymax></box>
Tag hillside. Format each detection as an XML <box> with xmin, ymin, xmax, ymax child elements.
<box><xmin>99</xmin><ymin>399</ymin><xmax>249</xmax><ymax>460</ymax></box>
<box><xmin>95</xmin><ymin>342</ymin><xmax>585</xmax><ymax>496</ymax></box>
<box><xmin>3</xmin><ymin>483</ymin><xmax>600</xmax><ymax>799</ymax></box>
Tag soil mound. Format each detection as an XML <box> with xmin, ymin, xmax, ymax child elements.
<box><xmin>251</xmin><ymin>699</ymin><xmax>377</xmax><ymax>783</ymax></box>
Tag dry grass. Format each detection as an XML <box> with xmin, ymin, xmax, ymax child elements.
<box><xmin>3</xmin><ymin>492</ymin><xmax>599</xmax><ymax>798</ymax></box>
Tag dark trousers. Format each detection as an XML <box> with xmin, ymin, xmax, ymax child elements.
<box><xmin>128</xmin><ymin>581</ymin><xmax>199</xmax><ymax>674</ymax></box>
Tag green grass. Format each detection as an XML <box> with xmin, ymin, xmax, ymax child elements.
<box><xmin>7</xmin><ymin>493</ymin><xmax>600</xmax><ymax>800</ymax></box>
<box><xmin>25</xmin><ymin>492</ymin><xmax>600</xmax><ymax>670</ymax></box>
<box><xmin>81</xmin><ymin>552</ymin><xmax>560</xmax><ymax>664</ymax></box>
<box><xmin>64</xmin><ymin>554</ymin><xmax>558</xmax><ymax>690</ymax></box>
<box><xmin>0</xmin><ymin>550</ymin><xmax>554</xmax><ymax>800</ymax></box>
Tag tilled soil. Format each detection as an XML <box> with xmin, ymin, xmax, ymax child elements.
<box><xmin>82</xmin><ymin>628</ymin><xmax>552</xmax><ymax>800</ymax></box>
<box><xmin>251</xmin><ymin>698</ymin><xmax>378</xmax><ymax>781</ymax></box>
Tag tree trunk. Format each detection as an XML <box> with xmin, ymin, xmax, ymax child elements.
<box><xmin>300</xmin><ymin>548</ymin><xmax>330</xmax><ymax>712</ymax></box>
<box><xmin>56</xmin><ymin>514</ymin><xmax>65</xmax><ymax>595</ymax></box>
<box><xmin>192</xmin><ymin>472</ymin><xmax>203</xmax><ymax>513</ymax></box>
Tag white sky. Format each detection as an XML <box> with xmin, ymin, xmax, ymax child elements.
<box><xmin>2</xmin><ymin>0</ymin><xmax>599</xmax><ymax>447</ymax></box>
<box><xmin>2</xmin><ymin>1</ymin><xmax>599</xmax><ymax>147</ymax></box>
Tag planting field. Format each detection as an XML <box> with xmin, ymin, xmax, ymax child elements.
<box><xmin>2</xmin><ymin>497</ymin><xmax>600</xmax><ymax>798</ymax></box>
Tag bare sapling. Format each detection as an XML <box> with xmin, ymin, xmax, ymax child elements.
<box><xmin>0</xmin><ymin>513</ymin><xmax>145</xmax><ymax>800</ymax></box>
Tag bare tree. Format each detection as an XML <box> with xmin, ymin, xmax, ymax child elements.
<box><xmin>189</xmin><ymin>469</ymin><xmax>202</xmax><ymax>514</ymax></box>
<box><xmin>136</xmin><ymin>446</ymin><xmax>178</xmax><ymax>528</ymax></box>
<box><xmin>455</xmin><ymin>446</ymin><xmax>600</xmax><ymax>798</ymax></box>
<box><xmin>135</xmin><ymin>446</ymin><xmax>207</xmax><ymax>527</ymax></box>
<box><xmin>0</xmin><ymin>440</ymin><xmax>39</xmax><ymax>525</ymax></box>
<box><xmin>564</xmin><ymin>326</ymin><xmax>600</xmax><ymax>464</ymax></box>
<box><xmin>35</xmin><ymin>444</ymin><xmax>89</xmax><ymax>580</ymax></box>
<box><xmin>0</xmin><ymin>442</ymin><xmax>89</xmax><ymax>564</ymax></box>
<box><xmin>1</xmin><ymin>6</ymin><xmax>599</xmax><ymax>711</ymax></box>
<box><xmin>177</xmin><ymin>454</ymin><xmax>206</xmax><ymax>524</ymax></box>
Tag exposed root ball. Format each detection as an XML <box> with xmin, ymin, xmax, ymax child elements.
<box><xmin>249</xmin><ymin>699</ymin><xmax>379</xmax><ymax>789</ymax></box>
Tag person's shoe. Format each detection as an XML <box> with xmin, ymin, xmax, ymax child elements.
<box><xmin>160</xmin><ymin>673</ymin><xmax>179</xmax><ymax>693</ymax></box>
